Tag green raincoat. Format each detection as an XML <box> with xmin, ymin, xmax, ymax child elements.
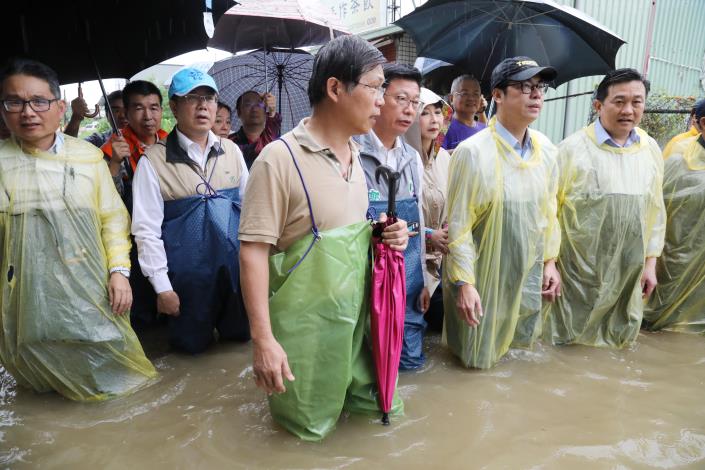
<box><xmin>268</xmin><ymin>221</ymin><xmax>403</xmax><ymax>441</ymax></box>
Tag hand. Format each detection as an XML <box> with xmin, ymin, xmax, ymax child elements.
<box><xmin>108</xmin><ymin>272</ymin><xmax>132</xmax><ymax>315</ymax></box>
<box><xmin>380</xmin><ymin>213</ymin><xmax>409</xmax><ymax>252</ymax></box>
<box><xmin>252</xmin><ymin>337</ymin><xmax>295</xmax><ymax>394</ymax></box>
<box><xmin>70</xmin><ymin>96</ymin><xmax>90</xmax><ymax>120</ymax></box>
<box><xmin>157</xmin><ymin>290</ymin><xmax>180</xmax><ymax>316</ymax></box>
<box><xmin>541</xmin><ymin>259</ymin><xmax>562</xmax><ymax>302</ymax></box>
<box><xmin>418</xmin><ymin>287</ymin><xmax>431</xmax><ymax>313</ymax></box>
<box><xmin>262</xmin><ymin>92</ymin><xmax>276</xmax><ymax>117</ymax></box>
<box><xmin>429</xmin><ymin>227</ymin><xmax>449</xmax><ymax>254</ymax></box>
<box><xmin>641</xmin><ymin>257</ymin><xmax>658</xmax><ymax>299</ymax></box>
<box><xmin>456</xmin><ymin>283</ymin><xmax>483</xmax><ymax>327</ymax></box>
<box><xmin>110</xmin><ymin>136</ymin><xmax>131</xmax><ymax>163</ymax></box>
<box><xmin>478</xmin><ymin>95</ymin><xmax>487</xmax><ymax>113</ymax></box>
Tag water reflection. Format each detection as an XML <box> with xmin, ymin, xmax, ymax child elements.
<box><xmin>1</xmin><ymin>331</ymin><xmax>703</xmax><ymax>468</ymax></box>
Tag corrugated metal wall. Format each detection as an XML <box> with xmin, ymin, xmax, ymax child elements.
<box><xmin>530</xmin><ymin>0</ymin><xmax>705</xmax><ymax>142</ymax></box>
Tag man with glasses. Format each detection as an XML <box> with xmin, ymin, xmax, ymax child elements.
<box><xmin>442</xmin><ymin>74</ymin><xmax>487</xmax><ymax>152</ymax></box>
<box><xmin>131</xmin><ymin>68</ymin><xmax>250</xmax><ymax>353</ymax></box>
<box><xmin>356</xmin><ymin>63</ymin><xmax>430</xmax><ymax>371</ymax></box>
<box><xmin>444</xmin><ymin>56</ymin><xmax>562</xmax><ymax>369</ymax></box>
<box><xmin>0</xmin><ymin>58</ymin><xmax>156</xmax><ymax>400</ymax></box>
<box><xmin>544</xmin><ymin>68</ymin><xmax>666</xmax><ymax>348</ymax></box>
<box><xmin>231</xmin><ymin>90</ymin><xmax>281</xmax><ymax>168</ymax></box>
<box><xmin>239</xmin><ymin>35</ymin><xmax>409</xmax><ymax>440</ymax></box>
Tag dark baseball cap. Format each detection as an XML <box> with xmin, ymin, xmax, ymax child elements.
<box><xmin>694</xmin><ymin>98</ymin><xmax>705</xmax><ymax>119</ymax></box>
<box><xmin>490</xmin><ymin>56</ymin><xmax>557</xmax><ymax>90</ymax></box>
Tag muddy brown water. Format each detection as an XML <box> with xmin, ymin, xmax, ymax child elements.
<box><xmin>1</xmin><ymin>330</ymin><xmax>704</xmax><ymax>469</ymax></box>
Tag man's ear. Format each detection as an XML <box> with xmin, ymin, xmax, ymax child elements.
<box><xmin>325</xmin><ymin>77</ymin><xmax>343</xmax><ymax>103</ymax></box>
<box><xmin>169</xmin><ymin>99</ymin><xmax>177</xmax><ymax>116</ymax></box>
<box><xmin>491</xmin><ymin>88</ymin><xmax>503</xmax><ymax>105</ymax></box>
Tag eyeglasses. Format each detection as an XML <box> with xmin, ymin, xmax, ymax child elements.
<box><xmin>1</xmin><ymin>98</ymin><xmax>59</xmax><ymax>113</ymax></box>
<box><xmin>182</xmin><ymin>94</ymin><xmax>218</xmax><ymax>105</ymax></box>
<box><xmin>384</xmin><ymin>93</ymin><xmax>422</xmax><ymax>112</ymax></box>
<box><xmin>242</xmin><ymin>101</ymin><xmax>265</xmax><ymax>110</ymax></box>
<box><xmin>355</xmin><ymin>81</ymin><xmax>385</xmax><ymax>100</ymax></box>
<box><xmin>506</xmin><ymin>81</ymin><xmax>550</xmax><ymax>95</ymax></box>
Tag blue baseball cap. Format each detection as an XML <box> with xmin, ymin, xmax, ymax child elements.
<box><xmin>168</xmin><ymin>68</ymin><xmax>218</xmax><ymax>98</ymax></box>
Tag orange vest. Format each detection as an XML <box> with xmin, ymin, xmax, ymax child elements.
<box><xmin>101</xmin><ymin>126</ymin><xmax>168</xmax><ymax>174</ymax></box>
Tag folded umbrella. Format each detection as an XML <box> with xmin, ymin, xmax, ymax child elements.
<box><xmin>370</xmin><ymin>166</ymin><xmax>406</xmax><ymax>425</ymax></box>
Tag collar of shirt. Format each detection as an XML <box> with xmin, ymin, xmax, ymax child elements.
<box><xmin>175</xmin><ymin>127</ymin><xmax>220</xmax><ymax>169</ymax></box>
<box><xmin>594</xmin><ymin>118</ymin><xmax>640</xmax><ymax>148</ymax></box>
<box><xmin>291</xmin><ymin>118</ymin><xmax>360</xmax><ymax>158</ymax></box>
<box><xmin>369</xmin><ymin>130</ymin><xmax>406</xmax><ymax>170</ymax></box>
<box><xmin>48</xmin><ymin>131</ymin><xmax>65</xmax><ymax>154</ymax></box>
<box><xmin>494</xmin><ymin>119</ymin><xmax>532</xmax><ymax>159</ymax></box>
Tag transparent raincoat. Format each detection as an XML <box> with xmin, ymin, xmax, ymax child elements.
<box><xmin>544</xmin><ymin>123</ymin><xmax>666</xmax><ymax>347</ymax></box>
<box><xmin>443</xmin><ymin>117</ymin><xmax>560</xmax><ymax>369</ymax></box>
<box><xmin>645</xmin><ymin>135</ymin><xmax>705</xmax><ymax>333</ymax></box>
<box><xmin>0</xmin><ymin>135</ymin><xmax>156</xmax><ymax>401</ymax></box>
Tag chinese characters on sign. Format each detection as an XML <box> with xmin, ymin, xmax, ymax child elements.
<box><xmin>320</xmin><ymin>0</ymin><xmax>383</xmax><ymax>33</ymax></box>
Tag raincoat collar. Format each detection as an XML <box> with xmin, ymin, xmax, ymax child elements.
<box><xmin>494</xmin><ymin>118</ymin><xmax>532</xmax><ymax>159</ymax></box>
<box><xmin>488</xmin><ymin>116</ymin><xmax>542</xmax><ymax>168</ymax></box>
<box><xmin>594</xmin><ymin>118</ymin><xmax>640</xmax><ymax>148</ymax></box>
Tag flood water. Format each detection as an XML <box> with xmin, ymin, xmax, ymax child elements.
<box><xmin>2</xmin><ymin>330</ymin><xmax>704</xmax><ymax>469</ymax></box>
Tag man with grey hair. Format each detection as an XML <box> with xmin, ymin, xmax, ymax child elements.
<box><xmin>442</xmin><ymin>74</ymin><xmax>487</xmax><ymax>151</ymax></box>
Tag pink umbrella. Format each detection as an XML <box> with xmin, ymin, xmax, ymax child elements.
<box><xmin>370</xmin><ymin>166</ymin><xmax>406</xmax><ymax>425</ymax></box>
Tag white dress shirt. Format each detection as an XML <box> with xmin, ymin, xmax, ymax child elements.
<box><xmin>132</xmin><ymin>128</ymin><xmax>249</xmax><ymax>294</ymax></box>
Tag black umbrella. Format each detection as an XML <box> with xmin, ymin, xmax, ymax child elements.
<box><xmin>395</xmin><ymin>0</ymin><xmax>625</xmax><ymax>88</ymax></box>
<box><xmin>3</xmin><ymin>0</ymin><xmax>234</xmax><ymax>132</ymax></box>
<box><xmin>209</xmin><ymin>48</ymin><xmax>313</xmax><ymax>134</ymax></box>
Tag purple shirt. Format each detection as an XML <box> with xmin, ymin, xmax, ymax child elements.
<box><xmin>441</xmin><ymin>118</ymin><xmax>487</xmax><ymax>150</ymax></box>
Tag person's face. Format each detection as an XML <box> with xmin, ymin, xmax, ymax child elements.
<box><xmin>419</xmin><ymin>104</ymin><xmax>444</xmax><ymax>142</ymax></box>
<box><xmin>213</xmin><ymin>106</ymin><xmax>232</xmax><ymax>138</ymax></box>
<box><xmin>376</xmin><ymin>78</ymin><xmax>421</xmax><ymax>137</ymax></box>
<box><xmin>238</xmin><ymin>91</ymin><xmax>265</xmax><ymax>127</ymax></box>
<box><xmin>595</xmin><ymin>80</ymin><xmax>646</xmax><ymax>139</ymax></box>
<box><xmin>109</xmin><ymin>98</ymin><xmax>128</xmax><ymax>130</ymax></box>
<box><xmin>336</xmin><ymin>64</ymin><xmax>385</xmax><ymax>135</ymax></box>
<box><xmin>493</xmin><ymin>75</ymin><xmax>546</xmax><ymax>126</ymax></box>
<box><xmin>0</xmin><ymin>74</ymin><xmax>66</xmax><ymax>151</ymax></box>
<box><xmin>170</xmin><ymin>86</ymin><xmax>218</xmax><ymax>137</ymax></box>
<box><xmin>126</xmin><ymin>93</ymin><xmax>162</xmax><ymax>141</ymax></box>
<box><xmin>451</xmin><ymin>79</ymin><xmax>481</xmax><ymax>117</ymax></box>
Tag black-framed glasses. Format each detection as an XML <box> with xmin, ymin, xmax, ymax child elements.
<box><xmin>182</xmin><ymin>94</ymin><xmax>218</xmax><ymax>105</ymax></box>
<box><xmin>355</xmin><ymin>81</ymin><xmax>385</xmax><ymax>100</ymax></box>
<box><xmin>384</xmin><ymin>93</ymin><xmax>422</xmax><ymax>112</ymax></box>
<box><xmin>507</xmin><ymin>81</ymin><xmax>550</xmax><ymax>95</ymax></box>
<box><xmin>1</xmin><ymin>98</ymin><xmax>59</xmax><ymax>113</ymax></box>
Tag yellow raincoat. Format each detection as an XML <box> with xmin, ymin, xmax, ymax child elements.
<box><xmin>544</xmin><ymin>123</ymin><xmax>666</xmax><ymax>348</ymax></box>
<box><xmin>645</xmin><ymin>135</ymin><xmax>705</xmax><ymax>333</ymax></box>
<box><xmin>0</xmin><ymin>135</ymin><xmax>156</xmax><ymax>401</ymax></box>
<box><xmin>443</xmin><ymin>117</ymin><xmax>560</xmax><ymax>369</ymax></box>
<box><xmin>663</xmin><ymin>126</ymin><xmax>699</xmax><ymax>159</ymax></box>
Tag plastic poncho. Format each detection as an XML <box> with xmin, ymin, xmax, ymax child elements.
<box><xmin>663</xmin><ymin>126</ymin><xmax>699</xmax><ymax>159</ymax></box>
<box><xmin>443</xmin><ymin>117</ymin><xmax>560</xmax><ymax>369</ymax></box>
<box><xmin>644</xmin><ymin>136</ymin><xmax>705</xmax><ymax>333</ymax></box>
<box><xmin>544</xmin><ymin>124</ymin><xmax>666</xmax><ymax>348</ymax></box>
<box><xmin>0</xmin><ymin>135</ymin><xmax>156</xmax><ymax>401</ymax></box>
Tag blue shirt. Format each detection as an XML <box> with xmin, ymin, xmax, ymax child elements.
<box><xmin>594</xmin><ymin>118</ymin><xmax>640</xmax><ymax>148</ymax></box>
<box><xmin>495</xmin><ymin>119</ymin><xmax>533</xmax><ymax>159</ymax></box>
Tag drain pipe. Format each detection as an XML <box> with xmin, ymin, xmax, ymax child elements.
<box><xmin>642</xmin><ymin>0</ymin><xmax>657</xmax><ymax>77</ymax></box>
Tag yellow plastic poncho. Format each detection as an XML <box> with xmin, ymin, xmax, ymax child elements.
<box><xmin>443</xmin><ymin>117</ymin><xmax>560</xmax><ymax>369</ymax></box>
<box><xmin>544</xmin><ymin>123</ymin><xmax>666</xmax><ymax>348</ymax></box>
<box><xmin>0</xmin><ymin>135</ymin><xmax>156</xmax><ymax>401</ymax></box>
<box><xmin>662</xmin><ymin>126</ymin><xmax>699</xmax><ymax>159</ymax></box>
<box><xmin>645</xmin><ymin>135</ymin><xmax>705</xmax><ymax>333</ymax></box>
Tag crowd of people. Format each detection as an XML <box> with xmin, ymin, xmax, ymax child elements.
<box><xmin>1</xmin><ymin>33</ymin><xmax>703</xmax><ymax>441</ymax></box>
